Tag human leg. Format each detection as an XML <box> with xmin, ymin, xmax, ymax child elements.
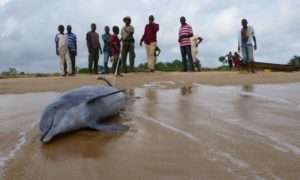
<box><xmin>69</xmin><ymin>51</ymin><xmax>76</xmax><ymax>74</ymax></box>
<box><xmin>65</xmin><ymin>50</ymin><xmax>72</xmax><ymax>74</ymax></box>
<box><xmin>186</xmin><ymin>45</ymin><xmax>194</xmax><ymax>71</ymax></box>
<box><xmin>58</xmin><ymin>50</ymin><xmax>66</xmax><ymax>75</ymax></box>
<box><xmin>103</xmin><ymin>51</ymin><xmax>110</xmax><ymax>74</ymax></box>
<box><xmin>148</xmin><ymin>42</ymin><xmax>156</xmax><ymax>71</ymax></box>
<box><xmin>93</xmin><ymin>50</ymin><xmax>99</xmax><ymax>74</ymax></box>
<box><xmin>180</xmin><ymin>46</ymin><xmax>187</xmax><ymax>72</ymax></box>
<box><xmin>129</xmin><ymin>43</ymin><xmax>135</xmax><ymax>72</ymax></box>
<box><xmin>121</xmin><ymin>44</ymin><xmax>129</xmax><ymax>73</ymax></box>
<box><xmin>88</xmin><ymin>52</ymin><xmax>94</xmax><ymax>74</ymax></box>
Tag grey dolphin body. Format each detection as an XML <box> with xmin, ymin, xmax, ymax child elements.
<box><xmin>39</xmin><ymin>78</ymin><xmax>129</xmax><ymax>142</ymax></box>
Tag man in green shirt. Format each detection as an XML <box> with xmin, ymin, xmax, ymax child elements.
<box><xmin>121</xmin><ymin>16</ymin><xmax>135</xmax><ymax>73</ymax></box>
<box><xmin>102</xmin><ymin>26</ymin><xmax>112</xmax><ymax>74</ymax></box>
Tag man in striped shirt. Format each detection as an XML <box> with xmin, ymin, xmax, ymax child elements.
<box><xmin>178</xmin><ymin>16</ymin><xmax>194</xmax><ymax>72</ymax></box>
<box><xmin>65</xmin><ymin>25</ymin><xmax>77</xmax><ymax>75</ymax></box>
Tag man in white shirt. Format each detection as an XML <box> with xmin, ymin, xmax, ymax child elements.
<box><xmin>55</xmin><ymin>25</ymin><xmax>72</xmax><ymax>76</ymax></box>
<box><xmin>238</xmin><ymin>19</ymin><xmax>257</xmax><ymax>73</ymax></box>
<box><xmin>190</xmin><ymin>35</ymin><xmax>203</xmax><ymax>71</ymax></box>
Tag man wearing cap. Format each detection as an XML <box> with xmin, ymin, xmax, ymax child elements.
<box><xmin>121</xmin><ymin>16</ymin><xmax>135</xmax><ymax>73</ymax></box>
<box><xmin>140</xmin><ymin>15</ymin><xmax>159</xmax><ymax>72</ymax></box>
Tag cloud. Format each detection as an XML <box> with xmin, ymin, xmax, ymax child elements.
<box><xmin>0</xmin><ymin>0</ymin><xmax>300</xmax><ymax>73</ymax></box>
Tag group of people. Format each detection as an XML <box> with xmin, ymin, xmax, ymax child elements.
<box><xmin>55</xmin><ymin>16</ymin><xmax>257</xmax><ymax>76</ymax></box>
<box><xmin>224</xmin><ymin>19</ymin><xmax>257</xmax><ymax>73</ymax></box>
<box><xmin>225</xmin><ymin>51</ymin><xmax>242</xmax><ymax>70</ymax></box>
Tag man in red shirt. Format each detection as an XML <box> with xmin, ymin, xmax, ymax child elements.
<box><xmin>140</xmin><ymin>15</ymin><xmax>159</xmax><ymax>72</ymax></box>
<box><xmin>178</xmin><ymin>16</ymin><xmax>194</xmax><ymax>72</ymax></box>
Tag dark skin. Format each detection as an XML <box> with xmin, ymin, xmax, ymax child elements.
<box><xmin>196</xmin><ymin>36</ymin><xmax>203</xmax><ymax>47</ymax></box>
<box><xmin>178</xmin><ymin>17</ymin><xmax>193</xmax><ymax>43</ymax></box>
<box><xmin>238</xmin><ymin>19</ymin><xmax>257</xmax><ymax>52</ymax></box>
<box><xmin>140</xmin><ymin>15</ymin><xmax>155</xmax><ymax>46</ymax></box>
<box><xmin>56</xmin><ymin>26</ymin><xmax>64</xmax><ymax>56</ymax></box>
<box><xmin>67</xmin><ymin>25</ymin><xmax>77</xmax><ymax>56</ymax></box>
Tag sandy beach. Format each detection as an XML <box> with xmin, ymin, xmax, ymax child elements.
<box><xmin>1</xmin><ymin>71</ymin><xmax>300</xmax><ymax>179</ymax></box>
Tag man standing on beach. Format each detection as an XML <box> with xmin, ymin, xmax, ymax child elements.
<box><xmin>225</xmin><ymin>51</ymin><xmax>233</xmax><ymax>69</ymax></box>
<box><xmin>178</xmin><ymin>16</ymin><xmax>194</xmax><ymax>72</ymax></box>
<box><xmin>140</xmin><ymin>15</ymin><xmax>159</xmax><ymax>72</ymax></box>
<box><xmin>55</xmin><ymin>25</ymin><xmax>72</xmax><ymax>76</ymax></box>
<box><xmin>238</xmin><ymin>19</ymin><xmax>257</xmax><ymax>73</ymax></box>
<box><xmin>102</xmin><ymin>26</ymin><xmax>112</xmax><ymax>74</ymax></box>
<box><xmin>121</xmin><ymin>16</ymin><xmax>135</xmax><ymax>73</ymax></box>
<box><xmin>65</xmin><ymin>25</ymin><xmax>77</xmax><ymax>75</ymax></box>
<box><xmin>86</xmin><ymin>23</ymin><xmax>103</xmax><ymax>74</ymax></box>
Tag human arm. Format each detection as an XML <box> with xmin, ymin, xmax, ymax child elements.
<box><xmin>140</xmin><ymin>26</ymin><xmax>146</xmax><ymax>46</ymax></box>
<box><xmin>55</xmin><ymin>34</ymin><xmax>59</xmax><ymax>55</ymax></box>
<box><xmin>86</xmin><ymin>33</ymin><xmax>92</xmax><ymax>53</ymax></box>
<box><xmin>56</xmin><ymin>42</ymin><xmax>59</xmax><ymax>55</ymax></box>
<box><xmin>196</xmin><ymin>36</ymin><xmax>203</xmax><ymax>47</ymax></box>
<box><xmin>253</xmin><ymin>36</ymin><xmax>257</xmax><ymax>50</ymax></box>
<box><xmin>156</xmin><ymin>47</ymin><xmax>161</xmax><ymax>56</ymax></box>
<box><xmin>75</xmin><ymin>35</ymin><xmax>77</xmax><ymax>56</ymax></box>
<box><xmin>99</xmin><ymin>42</ymin><xmax>103</xmax><ymax>55</ymax></box>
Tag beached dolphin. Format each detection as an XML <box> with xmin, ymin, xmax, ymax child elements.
<box><xmin>39</xmin><ymin>77</ymin><xmax>129</xmax><ymax>143</ymax></box>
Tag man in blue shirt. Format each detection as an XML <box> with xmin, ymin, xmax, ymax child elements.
<box><xmin>64</xmin><ymin>25</ymin><xmax>77</xmax><ymax>75</ymax></box>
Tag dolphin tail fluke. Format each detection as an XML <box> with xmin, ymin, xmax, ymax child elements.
<box><xmin>88</xmin><ymin>123</ymin><xmax>129</xmax><ymax>132</ymax></box>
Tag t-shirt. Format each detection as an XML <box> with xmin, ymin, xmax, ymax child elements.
<box><xmin>102</xmin><ymin>33</ymin><xmax>112</xmax><ymax>52</ymax></box>
<box><xmin>66</xmin><ymin>32</ymin><xmax>77</xmax><ymax>52</ymax></box>
<box><xmin>55</xmin><ymin>33</ymin><xmax>68</xmax><ymax>51</ymax></box>
<box><xmin>86</xmin><ymin>31</ymin><xmax>100</xmax><ymax>49</ymax></box>
<box><xmin>238</xmin><ymin>26</ymin><xmax>255</xmax><ymax>47</ymax></box>
<box><xmin>110</xmin><ymin>34</ymin><xmax>121</xmax><ymax>55</ymax></box>
<box><xmin>179</xmin><ymin>24</ymin><xmax>193</xmax><ymax>47</ymax></box>
<box><xmin>140</xmin><ymin>23</ymin><xmax>159</xmax><ymax>45</ymax></box>
<box><xmin>121</xmin><ymin>25</ymin><xmax>134</xmax><ymax>42</ymax></box>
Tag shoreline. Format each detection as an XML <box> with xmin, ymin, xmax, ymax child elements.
<box><xmin>1</xmin><ymin>71</ymin><xmax>300</xmax><ymax>94</ymax></box>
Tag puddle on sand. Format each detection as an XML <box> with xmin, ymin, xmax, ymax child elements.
<box><xmin>1</xmin><ymin>83</ymin><xmax>300</xmax><ymax>179</ymax></box>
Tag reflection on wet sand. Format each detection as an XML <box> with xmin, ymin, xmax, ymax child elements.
<box><xmin>1</xmin><ymin>83</ymin><xmax>300</xmax><ymax>179</ymax></box>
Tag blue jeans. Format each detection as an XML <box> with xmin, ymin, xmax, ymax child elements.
<box><xmin>180</xmin><ymin>45</ymin><xmax>194</xmax><ymax>72</ymax></box>
<box><xmin>241</xmin><ymin>44</ymin><xmax>254</xmax><ymax>63</ymax></box>
<box><xmin>102</xmin><ymin>51</ymin><xmax>111</xmax><ymax>73</ymax></box>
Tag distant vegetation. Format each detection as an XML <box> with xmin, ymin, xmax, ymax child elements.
<box><xmin>288</xmin><ymin>55</ymin><xmax>300</xmax><ymax>66</ymax></box>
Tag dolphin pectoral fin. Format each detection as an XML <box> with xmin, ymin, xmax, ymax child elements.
<box><xmin>88</xmin><ymin>123</ymin><xmax>129</xmax><ymax>132</ymax></box>
<box><xmin>86</xmin><ymin>90</ymin><xmax>126</xmax><ymax>104</ymax></box>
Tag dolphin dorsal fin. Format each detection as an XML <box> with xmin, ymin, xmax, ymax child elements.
<box><xmin>97</xmin><ymin>77</ymin><xmax>113</xmax><ymax>86</ymax></box>
<box><xmin>86</xmin><ymin>89</ymin><xmax>126</xmax><ymax>104</ymax></box>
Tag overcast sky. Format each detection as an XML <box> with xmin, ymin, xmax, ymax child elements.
<box><xmin>0</xmin><ymin>0</ymin><xmax>300</xmax><ymax>73</ymax></box>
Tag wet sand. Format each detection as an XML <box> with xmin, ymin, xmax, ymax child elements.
<box><xmin>0</xmin><ymin>72</ymin><xmax>300</xmax><ymax>179</ymax></box>
<box><xmin>1</xmin><ymin>71</ymin><xmax>300</xmax><ymax>94</ymax></box>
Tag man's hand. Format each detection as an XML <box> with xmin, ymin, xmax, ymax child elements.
<box><xmin>254</xmin><ymin>44</ymin><xmax>257</xmax><ymax>50</ymax></box>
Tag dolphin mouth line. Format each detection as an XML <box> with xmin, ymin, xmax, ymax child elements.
<box><xmin>40</xmin><ymin>110</ymin><xmax>55</xmax><ymax>142</ymax></box>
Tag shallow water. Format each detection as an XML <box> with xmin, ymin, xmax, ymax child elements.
<box><xmin>0</xmin><ymin>83</ymin><xmax>300</xmax><ymax>179</ymax></box>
